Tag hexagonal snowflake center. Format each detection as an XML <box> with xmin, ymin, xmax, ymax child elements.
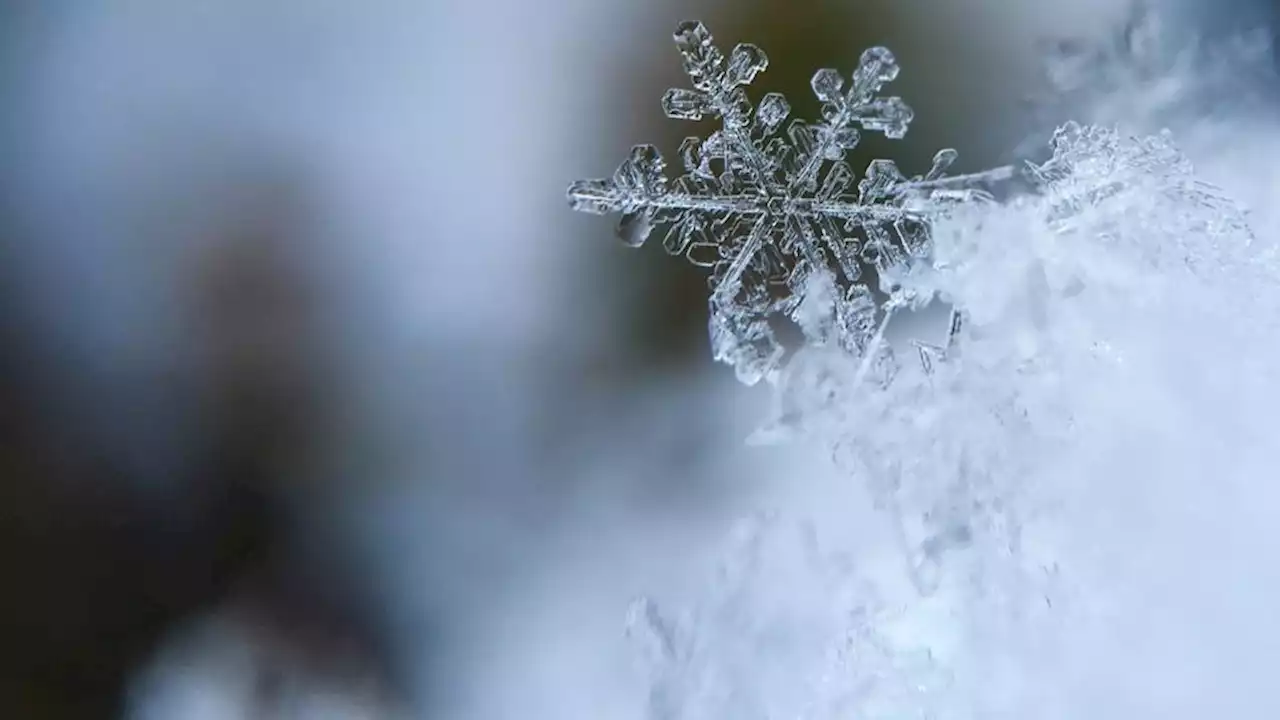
<box><xmin>765</xmin><ymin>191</ymin><xmax>792</xmax><ymax>216</ymax></box>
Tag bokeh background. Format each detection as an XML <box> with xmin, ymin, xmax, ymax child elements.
<box><xmin>1</xmin><ymin>1</ymin><xmax>1275</xmax><ymax>717</ymax></box>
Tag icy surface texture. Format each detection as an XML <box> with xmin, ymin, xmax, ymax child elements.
<box><xmin>570</xmin><ymin>14</ymin><xmax>1280</xmax><ymax>720</ymax></box>
<box><xmin>623</xmin><ymin>121</ymin><xmax>1270</xmax><ymax>717</ymax></box>
<box><xmin>567</xmin><ymin>21</ymin><xmax>1012</xmax><ymax>385</ymax></box>
<box><xmin>626</xmin><ymin>514</ymin><xmax>952</xmax><ymax>720</ymax></box>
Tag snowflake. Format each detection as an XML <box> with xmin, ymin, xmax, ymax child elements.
<box><xmin>567</xmin><ymin>20</ymin><xmax>1013</xmax><ymax>385</ymax></box>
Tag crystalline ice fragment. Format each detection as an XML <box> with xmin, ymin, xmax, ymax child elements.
<box><xmin>663</xmin><ymin>216</ymin><xmax>702</xmax><ymax>256</ymax></box>
<box><xmin>617</xmin><ymin>208</ymin><xmax>656</xmax><ymax>247</ymax></box>
<box><xmin>811</xmin><ymin>68</ymin><xmax>845</xmax><ymax>103</ymax></box>
<box><xmin>837</xmin><ymin>285</ymin><xmax>878</xmax><ymax>351</ymax></box>
<box><xmin>926</xmin><ymin>148</ymin><xmax>959</xmax><ymax>180</ymax></box>
<box><xmin>613</xmin><ymin>144</ymin><xmax>667</xmax><ymax>197</ymax></box>
<box><xmin>726</xmin><ymin>43</ymin><xmax>769</xmax><ymax>87</ymax></box>
<box><xmin>710</xmin><ymin>305</ymin><xmax>784</xmax><ymax>386</ymax></box>
<box><xmin>568</xmin><ymin>21</ymin><xmax>1012</xmax><ymax>384</ymax></box>
<box><xmin>894</xmin><ymin>217</ymin><xmax>932</xmax><ymax>258</ymax></box>
<box><xmin>853</xmin><ymin>97</ymin><xmax>914</xmax><ymax>140</ymax></box>
<box><xmin>565</xmin><ymin>178</ymin><xmax>616</xmax><ymax>215</ymax></box>
<box><xmin>673</xmin><ymin>20</ymin><xmax>723</xmax><ymax>87</ymax></box>
<box><xmin>662</xmin><ymin>88</ymin><xmax>712</xmax><ymax>120</ymax></box>
<box><xmin>673</xmin><ymin>19</ymin><xmax>714</xmax><ymax>54</ymax></box>
<box><xmin>828</xmin><ymin>127</ymin><xmax>862</xmax><ymax>155</ymax></box>
<box><xmin>755</xmin><ymin>92</ymin><xmax>790</xmax><ymax>135</ymax></box>
<box><xmin>859</xmin><ymin>159</ymin><xmax>906</xmax><ymax>203</ymax></box>
<box><xmin>860</xmin><ymin>222</ymin><xmax>906</xmax><ymax>272</ymax></box>
<box><xmin>851</xmin><ymin>46</ymin><xmax>901</xmax><ymax>97</ymax></box>
<box><xmin>819</xmin><ymin>162</ymin><xmax>855</xmax><ymax>201</ymax></box>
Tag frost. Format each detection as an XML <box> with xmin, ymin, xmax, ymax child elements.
<box><xmin>570</xmin><ymin>14</ymin><xmax>1279</xmax><ymax>720</ymax></box>
<box><xmin>615</xmin><ymin>116</ymin><xmax>1268</xmax><ymax>720</ymax></box>
<box><xmin>625</xmin><ymin>514</ymin><xmax>953</xmax><ymax>720</ymax></box>
<box><xmin>567</xmin><ymin>21</ymin><xmax>1012</xmax><ymax>385</ymax></box>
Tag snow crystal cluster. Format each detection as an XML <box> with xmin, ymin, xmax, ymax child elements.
<box><xmin>571</xmin><ymin>17</ymin><xmax>1280</xmax><ymax>720</ymax></box>
<box><xmin>567</xmin><ymin>20</ymin><xmax>1011</xmax><ymax>386</ymax></box>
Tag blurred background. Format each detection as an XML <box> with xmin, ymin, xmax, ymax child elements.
<box><xmin>0</xmin><ymin>1</ymin><xmax>1275</xmax><ymax>717</ymax></box>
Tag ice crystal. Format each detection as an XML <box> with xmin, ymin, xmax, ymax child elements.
<box><xmin>616</xmin><ymin>116</ymin><xmax>1265</xmax><ymax>720</ymax></box>
<box><xmin>567</xmin><ymin>21</ymin><xmax>1012</xmax><ymax>385</ymax></box>
<box><xmin>570</xmin><ymin>12</ymin><xmax>1275</xmax><ymax>720</ymax></box>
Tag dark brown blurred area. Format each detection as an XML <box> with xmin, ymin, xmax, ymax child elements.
<box><xmin>0</xmin><ymin>179</ymin><xmax>396</xmax><ymax>717</ymax></box>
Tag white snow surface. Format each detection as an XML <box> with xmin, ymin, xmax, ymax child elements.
<box><xmin>624</xmin><ymin>21</ymin><xmax>1280</xmax><ymax>720</ymax></box>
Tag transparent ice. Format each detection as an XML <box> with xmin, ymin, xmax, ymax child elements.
<box><xmin>570</xmin><ymin>17</ymin><xmax>1278</xmax><ymax>720</ymax></box>
<box><xmin>567</xmin><ymin>21</ymin><xmax>1012</xmax><ymax>386</ymax></box>
<box><xmin>620</xmin><ymin>120</ymin><xmax>1266</xmax><ymax>720</ymax></box>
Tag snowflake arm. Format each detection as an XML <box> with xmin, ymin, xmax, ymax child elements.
<box><xmin>568</xmin><ymin>21</ymin><xmax>1012</xmax><ymax>384</ymax></box>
